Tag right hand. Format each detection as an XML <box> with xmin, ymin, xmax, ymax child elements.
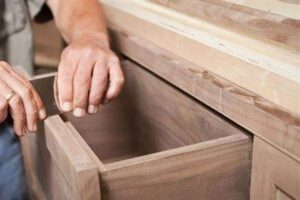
<box><xmin>0</xmin><ymin>61</ymin><xmax>46</xmax><ymax>136</ymax></box>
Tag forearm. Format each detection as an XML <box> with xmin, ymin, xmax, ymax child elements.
<box><xmin>47</xmin><ymin>0</ymin><xmax>109</xmax><ymax>46</ymax></box>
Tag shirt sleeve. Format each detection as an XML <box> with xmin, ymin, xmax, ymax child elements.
<box><xmin>26</xmin><ymin>0</ymin><xmax>53</xmax><ymax>22</ymax></box>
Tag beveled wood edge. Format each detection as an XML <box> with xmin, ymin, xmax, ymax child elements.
<box><xmin>104</xmin><ymin>133</ymin><xmax>251</xmax><ymax>171</ymax></box>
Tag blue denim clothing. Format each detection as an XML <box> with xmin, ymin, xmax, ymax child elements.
<box><xmin>0</xmin><ymin>123</ymin><xmax>27</xmax><ymax>200</ymax></box>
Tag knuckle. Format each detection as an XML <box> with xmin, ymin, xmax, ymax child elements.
<box><xmin>62</xmin><ymin>47</ymin><xmax>76</xmax><ymax>59</ymax></box>
<box><xmin>83</xmin><ymin>46</ymin><xmax>97</xmax><ymax>58</ymax></box>
<box><xmin>0</xmin><ymin>61</ymin><xmax>9</xmax><ymax>67</ymax></box>
<box><xmin>61</xmin><ymin>74</ymin><xmax>73</xmax><ymax>83</ymax></box>
<box><xmin>75</xmin><ymin>76</ymin><xmax>91</xmax><ymax>85</ymax></box>
<box><xmin>20</xmin><ymin>87</ymin><xmax>33</xmax><ymax>99</ymax></box>
<box><xmin>109</xmin><ymin>54</ymin><xmax>119</xmax><ymax>63</ymax></box>
<box><xmin>10</xmin><ymin>95</ymin><xmax>22</xmax><ymax>107</ymax></box>
<box><xmin>115</xmin><ymin>77</ymin><xmax>125</xmax><ymax>86</ymax></box>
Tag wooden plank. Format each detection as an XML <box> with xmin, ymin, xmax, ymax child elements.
<box><xmin>222</xmin><ymin>0</ymin><xmax>300</xmax><ymax>20</ymax></box>
<box><xmin>44</xmin><ymin>116</ymin><xmax>101</xmax><ymax>200</ymax></box>
<box><xmin>101</xmin><ymin>134</ymin><xmax>252</xmax><ymax>200</ymax></box>
<box><xmin>110</xmin><ymin>27</ymin><xmax>300</xmax><ymax>161</ymax></box>
<box><xmin>250</xmin><ymin>137</ymin><xmax>300</xmax><ymax>200</ymax></box>
<box><xmin>101</xmin><ymin>0</ymin><xmax>300</xmax><ymax>117</ymax></box>
<box><xmin>149</xmin><ymin>0</ymin><xmax>300</xmax><ymax>50</ymax></box>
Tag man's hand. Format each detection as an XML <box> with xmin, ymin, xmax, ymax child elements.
<box><xmin>58</xmin><ymin>35</ymin><xmax>124</xmax><ymax>117</ymax></box>
<box><xmin>47</xmin><ymin>0</ymin><xmax>124</xmax><ymax>117</ymax></box>
<box><xmin>0</xmin><ymin>62</ymin><xmax>46</xmax><ymax>136</ymax></box>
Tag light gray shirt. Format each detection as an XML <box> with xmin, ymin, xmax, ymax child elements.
<box><xmin>0</xmin><ymin>0</ymin><xmax>47</xmax><ymax>75</ymax></box>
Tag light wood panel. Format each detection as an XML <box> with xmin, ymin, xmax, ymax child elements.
<box><xmin>110</xmin><ymin>27</ymin><xmax>300</xmax><ymax>161</ymax></box>
<box><xmin>250</xmin><ymin>137</ymin><xmax>300</xmax><ymax>200</ymax></box>
<box><xmin>101</xmin><ymin>0</ymin><xmax>300</xmax><ymax>117</ymax></box>
<box><xmin>149</xmin><ymin>0</ymin><xmax>300</xmax><ymax>50</ymax></box>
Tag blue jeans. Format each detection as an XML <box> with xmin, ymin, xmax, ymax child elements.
<box><xmin>0</xmin><ymin>123</ymin><xmax>27</xmax><ymax>200</ymax></box>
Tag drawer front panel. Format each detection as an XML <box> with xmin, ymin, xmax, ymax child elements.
<box><xmin>101</xmin><ymin>134</ymin><xmax>252</xmax><ymax>200</ymax></box>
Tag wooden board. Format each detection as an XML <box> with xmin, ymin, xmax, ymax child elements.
<box><xmin>149</xmin><ymin>0</ymin><xmax>300</xmax><ymax>50</ymax></box>
<box><xmin>250</xmin><ymin>137</ymin><xmax>300</xmax><ymax>200</ymax></box>
<box><xmin>222</xmin><ymin>0</ymin><xmax>300</xmax><ymax>20</ymax></box>
<box><xmin>101</xmin><ymin>134</ymin><xmax>252</xmax><ymax>200</ymax></box>
<box><xmin>22</xmin><ymin>116</ymin><xmax>101</xmax><ymax>200</ymax></box>
<box><xmin>110</xmin><ymin>27</ymin><xmax>300</xmax><ymax>161</ymax></box>
<box><xmin>101</xmin><ymin>0</ymin><xmax>300</xmax><ymax>117</ymax></box>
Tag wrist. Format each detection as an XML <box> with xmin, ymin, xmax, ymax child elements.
<box><xmin>70</xmin><ymin>31</ymin><xmax>110</xmax><ymax>47</ymax></box>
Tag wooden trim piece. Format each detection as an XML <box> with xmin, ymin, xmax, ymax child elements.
<box><xmin>149</xmin><ymin>0</ymin><xmax>300</xmax><ymax>50</ymax></box>
<box><xmin>44</xmin><ymin>115</ymin><xmax>101</xmax><ymax>200</ymax></box>
<box><xmin>101</xmin><ymin>0</ymin><xmax>300</xmax><ymax>117</ymax></box>
<box><xmin>110</xmin><ymin>27</ymin><xmax>300</xmax><ymax>161</ymax></box>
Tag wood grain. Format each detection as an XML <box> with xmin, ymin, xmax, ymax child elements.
<box><xmin>101</xmin><ymin>0</ymin><xmax>300</xmax><ymax>117</ymax></box>
<box><xmin>250</xmin><ymin>137</ymin><xmax>300</xmax><ymax>200</ymax></box>
<box><xmin>44</xmin><ymin>116</ymin><xmax>101</xmax><ymax>200</ymax></box>
<box><xmin>101</xmin><ymin>134</ymin><xmax>252</xmax><ymax>200</ymax></box>
<box><xmin>149</xmin><ymin>0</ymin><xmax>300</xmax><ymax>50</ymax></box>
<box><xmin>110</xmin><ymin>26</ymin><xmax>300</xmax><ymax>161</ymax></box>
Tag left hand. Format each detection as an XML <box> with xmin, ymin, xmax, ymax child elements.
<box><xmin>57</xmin><ymin>35</ymin><xmax>124</xmax><ymax>117</ymax></box>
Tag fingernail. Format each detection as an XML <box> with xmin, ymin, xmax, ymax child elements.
<box><xmin>62</xmin><ymin>102</ymin><xmax>72</xmax><ymax>112</ymax></box>
<box><xmin>88</xmin><ymin>105</ymin><xmax>97</xmax><ymax>114</ymax></box>
<box><xmin>39</xmin><ymin>108</ymin><xmax>47</xmax><ymax>119</ymax></box>
<box><xmin>33</xmin><ymin>123</ymin><xmax>37</xmax><ymax>132</ymax></box>
<box><xmin>73</xmin><ymin>108</ymin><xmax>85</xmax><ymax>117</ymax></box>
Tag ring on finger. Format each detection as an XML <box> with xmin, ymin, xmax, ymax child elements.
<box><xmin>5</xmin><ymin>90</ymin><xmax>16</xmax><ymax>102</ymax></box>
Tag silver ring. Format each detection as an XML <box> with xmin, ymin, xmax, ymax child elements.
<box><xmin>5</xmin><ymin>91</ymin><xmax>16</xmax><ymax>102</ymax></box>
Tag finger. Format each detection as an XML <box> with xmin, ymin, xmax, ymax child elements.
<box><xmin>104</xmin><ymin>55</ymin><xmax>124</xmax><ymax>103</ymax></box>
<box><xmin>0</xmin><ymin>95</ymin><xmax>8</xmax><ymax>123</ymax></box>
<box><xmin>0</xmin><ymin>68</ymin><xmax>38</xmax><ymax>132</ymax></box>
<box><xmin>57</xmin><ymin>50</ymin><xmax>78</xmax><ymax>112</ymax></box>
<box><xmin>9</xmin><ymin>95</ymin><xmax>27</xmax><ymax>136</ymax></box>
<box><xmin>11</xmin><ymin>69</ymin><xmax>46</xmax><ymax>120</ymax></box>
<box><xmin>72</xmin><ymin>59</ymin><xmax>94</xmax><ymax>118</ymax></box>
<box><xmin>0</xmin><ymin>79</ymin><xmax>26</xmax><ymax>136</ymax></box>
<box><xmin>88</xmin><ymin>59</ymin><xmax>108</xmax><ymax>114</ymax></box>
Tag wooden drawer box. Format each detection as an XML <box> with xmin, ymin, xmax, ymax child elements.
<box><xmin>22</xmin><ymin>60</ymin><xmax>252</xmax><ymax>200</ymax></box>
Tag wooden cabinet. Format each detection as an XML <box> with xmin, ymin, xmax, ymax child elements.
<box><xmin>22</xmin><ymin>61</ymin><xmax>252</xmax><ymax>200</ymax></box>
<box><xmin>251</xmin><ymin>137</ymin><xmax>300</xmax><ymax>200</ymax></box>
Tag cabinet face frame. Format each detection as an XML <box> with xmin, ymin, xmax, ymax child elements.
<box><xmin>251</xmin><ymin>137</ymin><xmax>300</xmax><ymax>200</ymax></box>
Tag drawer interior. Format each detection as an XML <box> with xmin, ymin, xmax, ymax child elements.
<box><xmin>66</xmin><ymin>61</ymin><xmax>247</xmax><ymax>164</ymax></box>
